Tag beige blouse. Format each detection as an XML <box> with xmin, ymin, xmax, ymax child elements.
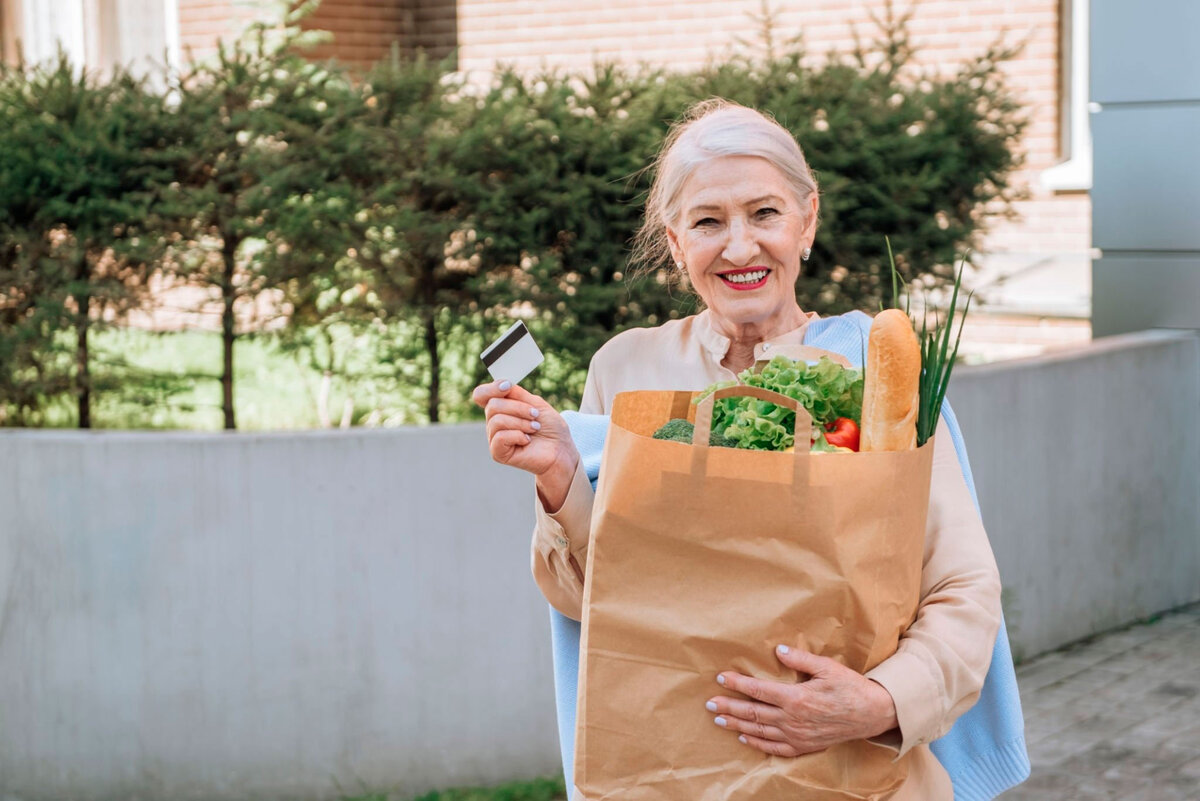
<box><xmin>532</xmin><ymin>310</ymin><xmax>1003</xmax><ymax>801</ymax></box>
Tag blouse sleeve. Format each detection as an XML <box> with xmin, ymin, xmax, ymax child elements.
<box><xmin>864</xmin><ymin>415</ymin><xmax>1004</xmax><ymax>756</ymax></box>
<box><xmin>529</xmin><ymin>356</ymin><xmax>606</xmax><ymax>621</ymax></box>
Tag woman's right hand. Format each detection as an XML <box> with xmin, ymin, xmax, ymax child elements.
<box><xmin>472</xmin><ymin>379</ymin><xmax>579</xmax><ymax>510</ymax></box>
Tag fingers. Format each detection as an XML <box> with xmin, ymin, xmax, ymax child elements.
<box><xmin>502</xmin><ymin>382</ymin><xmax>551</xmax><ymax>411</ymax></box>
<box><xmin>774</xmin><ymin>645</ymin><xmax>834</xmax><ymax>678</ymax></box>
<box><xmin>471</xmin><ymin>379</ymin><xmax>514</xmax><ymax>409</ymax></box>
<box><xmin>707</xmin><ymin>696</ymin><xmax>784</xmax><ymax>728</ymax></box>
<box><xmin>710</xmin><ymin>709</ymin><xmax>787</xmax><ymax>743</ymax></box>
<box><xmin>487</xmin><ymin>412</ymin><xmax>541</xmax><ymax>440</ymax></box>
<box><xmin>716</xmin><ymin>671</ymin><xmax>789</xmax><ymax>708</ymax></box>
<box><xmin>473</xmin><ymin>380</ymin><xmax>554</xmax><ymax>417</ymax></box>
<box><xmin>734</xmin><ymin>731</ymin><xmax>802</xmax><ymax>758</ymax></box>
<box><xmin>483</xmin><ymin>397</ymin><xmax>541</xmax><ymax>424</ymax></box>
<box><xmin>488</xmin><ymin>428</ymin><xmax>531</xmax><ymax>461</ymax></box>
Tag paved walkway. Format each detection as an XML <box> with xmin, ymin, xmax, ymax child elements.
<box><xmin>1004</xmin><ymin>604</ymin><xmax>1200</xmax><ymax>800</ymax></box>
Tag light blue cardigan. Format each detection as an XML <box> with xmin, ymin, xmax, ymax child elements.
<box><xmin>548</xmin><ymin>311</ymin><xmax>1031</xmax><ymax>800</ymax></box>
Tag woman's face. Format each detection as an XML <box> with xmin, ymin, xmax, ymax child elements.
<box><xmin>666</xmin><ymin>155</ymin><xmax>817</xmax><ymax>331</ymax></box>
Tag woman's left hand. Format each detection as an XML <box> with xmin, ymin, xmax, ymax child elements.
<box><xmin>706</xmin><ymin>645</ymin><xmax>899</xmax><ymax>757</ymax></box>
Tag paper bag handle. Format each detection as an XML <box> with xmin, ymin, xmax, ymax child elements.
<box><xmin>692</xmin><ymin>385</ymin><xmax>814</xmax><ymax>452</ymax></box>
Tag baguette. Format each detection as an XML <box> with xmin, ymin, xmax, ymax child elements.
<box><xmin>860</xmin><ymin>309</ymin><xmax>921</xmax><ymax>452</ymax></box>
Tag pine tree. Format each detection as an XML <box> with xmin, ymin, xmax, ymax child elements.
<box><xmin>0</xmin><ymin>55</ymin><xmax>177</xmax><ymax>427</ymax></box>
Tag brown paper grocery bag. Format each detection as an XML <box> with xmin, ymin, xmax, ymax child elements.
<box><xmin>574</xmin><ymin>382</ymin><xmax>935</xmax><ymax>801</ymax></box>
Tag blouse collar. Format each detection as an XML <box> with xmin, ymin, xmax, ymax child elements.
<box><xmin>694</xmin><ymin>308</ymin><xmax>821</xmax><ymax>362</ymax></box>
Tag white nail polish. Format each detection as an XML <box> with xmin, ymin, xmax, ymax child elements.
<box><xmin>714</xmin><ymin>716</ymin><xmax>726</xmax><ymax>727</ymax></box>
<box><xmin>738</xmin><ymin>735</ymin><xmax>747</xmax><ymax>744</ymax></box>
<box><xmin>716</xmin><ymin>675</ymin><xmax>725</xmax><ymax>685</ymax></box>
<box><xmin>777</xmin><ymin>644</ymin><xmax>790</xmax><ymax>654</ymax></box>
<box><xmin>531</xmin><ymin>420</ymin><xmax>541</xmax><ymax>431</ymax></box>
<box><xmin>705</xmin><ymin>701</ymin><xmax>717</xmax><ymax>712</ymax></box>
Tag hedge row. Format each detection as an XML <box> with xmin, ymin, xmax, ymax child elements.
<box><xmin>0</xmin><ymin>8</ymin><xmax>1024</xmax><ymax>427</ymax></box>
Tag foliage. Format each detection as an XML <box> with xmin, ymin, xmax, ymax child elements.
<box><xmin>0</xmin><ymin>54</ymin><xmax>178</xmax><ymax>426</ymax></box>
<box><xmin>163</xmin><ymin>8</ymin><xmax>363</xmax><ymax>428</ymax></box>
<box><xmin>404</xmin><ymin>776</ymin><xmax>566</xmax><ymax>801</ymax></box>
<box><xmin>685</xmin><ymin>3</ymin><xmax>1026</xmax><ymax>314</ymax></box>
<box><xmin>334</xmin><ymin>775</ymin><xmax>566</xmax><ymax>801</ymax></box>
<box><xmin>696</xmin><ymin>355</ymin><xmax>865</xmax><ymax>451</ymax></box>
<box><xmin>0</xmin><ymin>5</ymin><xmax>1026</xmax><ymax>428</ymax></box>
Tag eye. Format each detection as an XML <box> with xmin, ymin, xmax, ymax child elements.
<box><xmin>691</xmin><ymin>217</ymin><xmax>719</xmax><ymax>228</ymax></box>
<box><xmin>755</xmin><ymin>207</ymin><xmax>780</xmax><ymax>218</ymax></box>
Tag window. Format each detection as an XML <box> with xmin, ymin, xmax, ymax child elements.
<box><xmin>1042</xmin><ymin>0</ymin><xmax>1092</xmax><ymax>191</ymax></box>
<box><xmin>0</xmin><ymin>0</ymin><xmax>175</xmax><ymax>76</ymax></box>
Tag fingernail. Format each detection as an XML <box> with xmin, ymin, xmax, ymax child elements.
<box><xmin>716</xmin><ymin>674</ymin><xmax>725</xmax><ymax>686</ymax></box>
<box><xmin>531</xmin><ymin>420</ymin><xmax>541</xmax><ymax>431</ymax></box>
<box><xmin>714</xmin><ymin>716</ymin><xmax>727</xmax><ymax>728</ymax></box>
<box><xmin>529</xmin><ymin>407</ymin><xmax>540</xmax><ymax>418</ymax></box>
<box><xmin>777</xmin><ymin>644</ymin><xmax>790</xmax><ymax>654</ymax></box>
<box><xmin>738</xmin><ymin>735</ymin><xmax>748</xmax><ymax>744</ymax></box>
<box><xmin>705</xmin><ymin>701</ymin><xmax>717</xmax><ymax>712</ymax></box>
<box><xmin>498</xmin><ymin>380</ymin><xmax>512</xmax><ymax>391</ymax></box>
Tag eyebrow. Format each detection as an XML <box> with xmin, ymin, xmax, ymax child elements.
<box><xmin>685</xmin><ymin>195</ymin><xmax>787</xmax><ymax>216</ymax></box>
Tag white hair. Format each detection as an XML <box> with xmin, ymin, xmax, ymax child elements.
<box><xmin>632</xmin><ymin>98</ymin><xmax>820</xmax><ymax>276</ymax></box>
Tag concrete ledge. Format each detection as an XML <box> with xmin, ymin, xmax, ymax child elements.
<box><xmin>950</xmin><ymin>329</ymin><xmax>1200</xmax><ymax>660</ymax></box>
<box><xmin>1</xmin><ymin>330</ymin><xmax>1197</xmax><ymax>798</ymax></box>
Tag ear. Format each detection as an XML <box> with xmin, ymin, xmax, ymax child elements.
<box><xmin>665</xmin><ymin>226</ymin><xmax>684</xmax><ymax>266</ymax></box>
<box><xmin>801</xmin><ymin>193</ymin><xmax>820</xmax><ymax>247</ymax></box>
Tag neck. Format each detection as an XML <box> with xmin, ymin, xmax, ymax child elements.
<box><xmin>712</xmin><ymin>305</ymin><xmax>808</xmax><ymax>373</ymax></box>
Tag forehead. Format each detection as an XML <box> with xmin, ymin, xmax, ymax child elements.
<box><xmin>679</xmin><ymin>155</ymin><xmax>794</xmax><ymax>212</ymax></box>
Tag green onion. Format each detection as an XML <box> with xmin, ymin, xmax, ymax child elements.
<box><xmin>884</xmin><ymin>239</ymin><xmax>972</xmax><ymax>446</ymax></box>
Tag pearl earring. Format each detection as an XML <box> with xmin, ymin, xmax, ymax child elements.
<box><xmin>802</xmin><ymin>247</ymin><xmax>811</xmax><ymax>262</ymax></box>
<box><xmin>675</xmin><ymin>260</ymin><xmax>685</xmax><ymax>270</ymax></box>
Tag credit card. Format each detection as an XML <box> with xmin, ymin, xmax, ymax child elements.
<box><xmin>481</xmin><ymin>320</ymin><xmax>544</xmax><ymax>385</ymax></box>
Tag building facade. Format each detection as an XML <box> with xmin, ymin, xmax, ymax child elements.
<box><xmin>1</xmin><ymin>0</ymin><xmax>1094</xmax><ymax>355</ymax></box>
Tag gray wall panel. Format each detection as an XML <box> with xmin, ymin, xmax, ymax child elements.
<box><xmin>1092</xmin><ymin>105</ymin><xmax>1200</xmax><ymax>252</ymax></box>
<box><xmin>0</xmin><ymin>425</ymin><xmax>562</xmax><ymax>801</ymax></box>
<box><xmin>1093</xmin><ymin>255</ymin><xmax>1200</xmax><ymax>337</ymax></box>
<box><xmin>1091</xmin><ymin>0</ymin><xmax>1200</xmax><ymax>104</ymax></box>
<box><xmin>949</xmin><ymin>331</ymin><xmax>1200</xmax><ymax>662</ymax></box>
<box><xmin>3</xmin><ymin>334</ymin><xmax>1200</xmax><ymax>798</ymax></box>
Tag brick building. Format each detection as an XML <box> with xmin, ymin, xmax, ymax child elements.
<box><xmin>1</xmin><ymin>0</ymin><xmax>1093</xmax><ymax>356</ymax></box>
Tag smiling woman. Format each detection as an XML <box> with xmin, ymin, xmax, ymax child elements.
<box><xmin>633</xmin><ymin>100</ymin><xmax>822</xmax><ymax>373</ymax></box>
<box><xmin>472</xmin><ymin>99</ymin><xmax>1010</xmax><ymax>801</ymax></box>
<box><xmin>667</xmin><ymin>155</ymin><xmax>816</xmax><ymax>371</ymax></box>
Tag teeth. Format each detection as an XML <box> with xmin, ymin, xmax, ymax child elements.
<box><xmin>723</xmin><ymin>270</ymin><xmax>768</xmax><ymax>284</ymax></box>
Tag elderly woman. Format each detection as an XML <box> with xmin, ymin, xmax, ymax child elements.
<box><xmin>473</xmin><ymin>100</ymin><xmax>1005</xmax><ymax>800</ymax></box>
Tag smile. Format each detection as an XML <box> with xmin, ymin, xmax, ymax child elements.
<box><xmin>718</xmin><ymin>269</ymin><xmax>770</xmax><ymax>290</ymax></box>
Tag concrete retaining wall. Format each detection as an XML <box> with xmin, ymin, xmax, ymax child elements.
<box><xmin>0</xmin><ymin>426</ymin><xmax>560</xmax><ymax>800</ymax></box>
<box><xmin>1</xmin><ymin>330</ymin><xmax>1197</xmax><ymax>799</ymax></box>
<box><xmin>948</xmin><ymin>330</ymin><xmax>1200</xmax><ymax>660</ymax></box>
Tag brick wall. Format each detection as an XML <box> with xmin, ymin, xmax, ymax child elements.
<box><xmin>179</xmin><ymin>0</ymin><xmax>455</xmax><ymax>68</ymax></box>
<box><xmin>0</xmin><ymin>0</ymin><xmax>21</xmax><ymax>66</ymax></box>
<box><xmin>412</xmin><ymin>0</ymin><xmax>456</xmax><ymax>61</ymax></box>
<box><xmin>171</xmin><ymin>0</ymin><xmax>1089</xmax><ymax>259</ymax></box>
<box><xmin>177</xmin><ymin>0</ymin><xmax>270</xmax><ymax>62</ymax></box>
<box><xmin>299</xmin><ymin>0</ymin><xmax>413</xmax><ymax>70</ymax></box>
<box><xmin>452</xmin><ymin>0</ymin><xmax>1090</xmax><ymax>259</ymax></box>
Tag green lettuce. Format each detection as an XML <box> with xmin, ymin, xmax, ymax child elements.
<box><xmin>693</xmin><ymin>355</ymin><xmax>864</xmax><ymax>452</ymax></box>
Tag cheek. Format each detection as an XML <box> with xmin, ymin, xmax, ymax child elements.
<box><xmin>682</xmin><ymin>233</ymin><xmax>720</xmax><ymax>264</ymax></box>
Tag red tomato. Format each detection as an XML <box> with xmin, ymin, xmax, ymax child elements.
<box><xmin>824</xmin><ymin>417</ymin><xmax>860</xmax><ymax>451</ymax></box>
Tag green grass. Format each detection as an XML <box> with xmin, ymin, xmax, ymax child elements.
<box><xmin>338</xmin><ymin>776</ymin><xmax>567</xmax><ymax>801</ymax></box>
<box><xmin>28</xmin><ymin>321</ymin><xmax>486</xmax><ymax>430</ymax></box>
<box><xmin>90</xmin><ymin>328</ymin><xmax>320</xmax><ymax>430</ymax></box>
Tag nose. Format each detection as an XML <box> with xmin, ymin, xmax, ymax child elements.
<box><xmin>722</xmin><ymin>217</ymin><xmax>760</xmax><ymax>266</ymax></box>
